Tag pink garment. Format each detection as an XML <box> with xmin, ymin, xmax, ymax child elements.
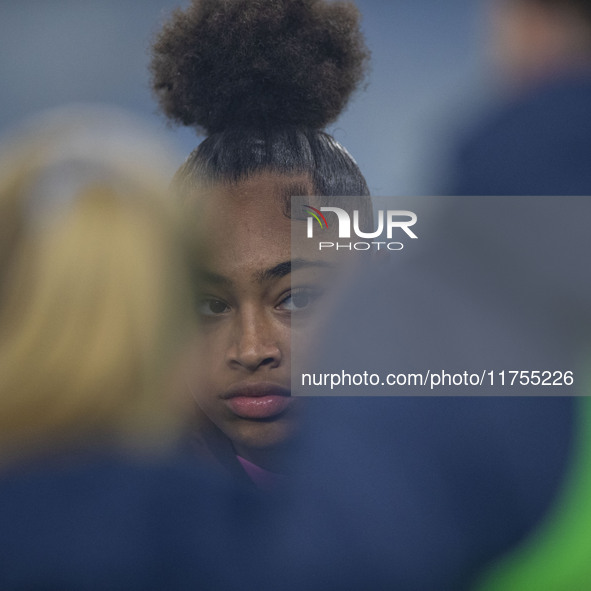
<box><xmin>236</xmin><ymin>455</ymin><xmax>287</xmax><ymax>491</ymax></box>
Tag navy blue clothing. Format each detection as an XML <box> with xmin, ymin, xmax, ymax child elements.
<box><xmin>0</xmin><ymin>450</ymin><xmax>259</xmax><ymax>591</ymax></box>
<box><xmin>274</xmin><ymin>397</ymin><xmax>573</xmax><ymax>591</ymax></box>
<box><xmin>449</xmin><ymin>71</ymin><xmax>591</xmax><ymax>197</ymax></box>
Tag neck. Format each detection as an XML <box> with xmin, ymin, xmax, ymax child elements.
<box><xmin>233</xmin><ymin>441</ymin><xmax>292</xmax><ymax>474</ymax></box>
<box><xmin>507</xmin><ymin>53</ymin><xmax>591</xmax><ymax>95</ymax></box>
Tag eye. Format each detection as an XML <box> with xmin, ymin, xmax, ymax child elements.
<box><xmin>198</xmin><ymin>297</ymin><xmax>230</xmax><ymax>317</ymax></box>
<box><xmin>278</xmin><ymin>288</ymin><xmax>320</xmax><ymax>312</ymax></box>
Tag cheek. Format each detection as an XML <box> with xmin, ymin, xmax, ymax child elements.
<box><xmin>162</xmin><ymin>335</ymin><xmax>204</xmax><ymax>416</ymax></box>
<box><xmin>278</xmin><ymin>323</ymin><xmax>291</xmax><ymax>358</ymax></box>
<box><xmin>185</xmin><ymin>329</ymin><xmax>227</xmax><ymax>395</ymax></box>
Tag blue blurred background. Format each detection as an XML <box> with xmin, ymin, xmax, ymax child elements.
<box><xmin>0</xmin><ymin>0</ymin><xmax>495</xmax><ymax>195</ymax></box>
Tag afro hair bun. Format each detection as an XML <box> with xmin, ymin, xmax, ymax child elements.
<box><xmin>150</xmin><ymin>0</ymin><xmax>369</xmax><ymax>135</ymax></box>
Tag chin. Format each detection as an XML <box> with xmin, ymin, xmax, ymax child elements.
<box><xmin>230</xmin><ymin>415</ymin><xmax>298</xmax><ymax>452</ymax></box>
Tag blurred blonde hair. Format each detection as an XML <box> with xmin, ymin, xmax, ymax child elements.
<box><xmin>0</xmin><ymin>106</ymin><xmax>199</xmax><ymax>465</ymax></box>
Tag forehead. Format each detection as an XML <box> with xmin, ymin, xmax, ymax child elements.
<box><xmin>195</xmin><ymin>172</ymin><xmax>313</xmax><ymax>279</ymax></box>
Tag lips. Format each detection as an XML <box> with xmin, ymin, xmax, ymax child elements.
<box><xmin>221</xmin><ymin>383</ymin><xmax>292</xmax><ymax>420</ymax></box>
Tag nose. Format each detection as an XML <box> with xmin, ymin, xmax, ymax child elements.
<box><xmin>226</xmin><ymin>307</ymin><xmax>282</xmax><ymax>371</ymax></box>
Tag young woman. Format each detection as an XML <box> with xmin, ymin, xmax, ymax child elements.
<box><xmin>150</xmin><ymin>0</ymin><xmax>372</xmax><ymax>485</ymax></box>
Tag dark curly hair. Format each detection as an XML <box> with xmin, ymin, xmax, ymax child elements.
<box><xmin>150</xmin><ymin>0</ymin><xmax>371</xmax><ymax>197</ymax></box>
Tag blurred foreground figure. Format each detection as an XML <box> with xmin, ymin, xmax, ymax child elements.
<box><xmin>451</xmin><ymin>0</ymin><xmax>591</xmax><ymax>589</ymax></box>
<box><xmin>0</xmin><ymin>106</ymin><xmax>256</xmax><ymax>591</ymax></box>
<box><xmin>274</xmin><ymin>0</ymin><xmax>591</xmax><ymax>589</ymax></box>
<box><xmin>452</xmin><ymin>0</ymin><xmax>591</xmax><ymax>196</ymax></box>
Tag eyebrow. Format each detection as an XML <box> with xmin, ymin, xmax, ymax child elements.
<box><xmin>255</xmin><ymin>258</ymin><xmax>335</xmax><ymax>283</ymax></box>
<box><xmin>198</xmin><ymin>269</ymin><xmax>233</xmax><ymax>287</ymax></box>
<box><xmin>198</xmin><ymin>259</ymin><xmax>335</xmax><ymax>287</ymax></box>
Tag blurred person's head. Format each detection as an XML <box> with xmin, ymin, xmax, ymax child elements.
<box><xmin>0</xmin><ymin>106</ymin><xmax>201</xmax><ymax>466</ymax></box>
<box><xmin>150</xmin><ymin>0</ymin><xmax>371</xmax><ymax>471</ymax></box>
<box><xmin>490</xmin><ymin>0</ymin><xmax>591</xmax><ymax>88</ymax></box>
